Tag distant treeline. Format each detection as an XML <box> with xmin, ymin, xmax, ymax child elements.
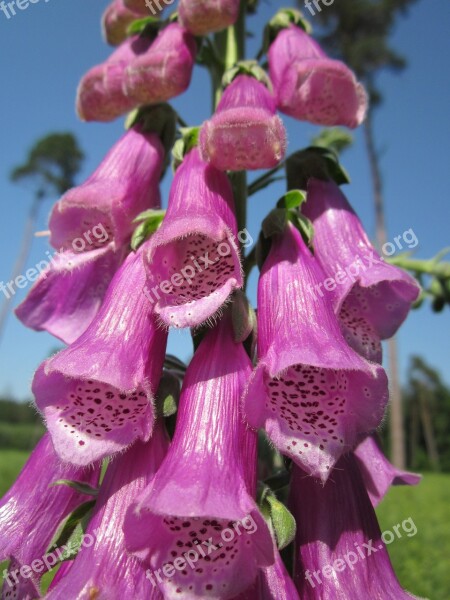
<box><xmin>0</xmin><ymin>398</ymin><xmax>45</xmax><ymax>450</ymax></box>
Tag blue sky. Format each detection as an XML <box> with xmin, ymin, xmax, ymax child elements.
<box><xmin>0</xmin><ymin>0</ymin><xmax>449</xmax><ymax>400</ymax></box>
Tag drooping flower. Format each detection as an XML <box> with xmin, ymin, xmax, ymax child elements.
<box><xmin>0</xmin><ymin>434</ymin><xmax>100</xmax><ymax>599</ymax></box>
<box><xmin>242</xmin><ymin>222</ymin><xmax>389</xmax><ymax>482</ymax></box>
<box><xmin>102</xmin><ymin>0</ymin><xmax>145</xmax><ymax>46</ymax></box>
<box><xmin>76</xmin><ymin>36</ymin><xmax>151</xmax><ymax>122</ymax></box>
<box><xmin>302</xmin><ymin>178</ymin><xmax>421</xmax><ymax>362</ymax></box>
<box><xmin>354</xmin><ymin>434</ymin><xmax>421</xmax><ymax>507</ymax></box>
<box><xmin>15</xmin><ymin>127</ymin><xmax>164</xmax><ymax>344</ymax></box>
<box><xmin>144</xmin><ymin>147</ymin><xmax>243</xmax><ymax>328</ymax></box>
<box><xmin>32</xmin><ymin>244</ymin><xmax>168</xmax><ymax>466</ymax></box>
<box><xmin>46</xmin><ymin>430</ymin><xmax>169</xmax><ymax>600</ymax></box>
<box><xmin>200</xmin><ymin>74</ymin><xmax>287</xmax><ymax>171</ymax></box>
<box><xmin>124</xmin><ymin>23</ymin><xmax>196</xmax><ymax>107</ymax></box>
<box><xmin>289</xmin><ymin>456</ymin><xmax>419</xmax><ymax>599</ymax></box>
<box><xmin>268</xmin><ymin>25</ymin><xmax>368</xmax><ymax>128</ymax></box>
<box><xmin>124</xmin><ymin>315</ymin><xmax>274</xmax><ymax>599</ymax></box>
<box><xmin>179</xmin><ymin>0</ymin><xmax>240</xmax><ymax>36</ymax></box>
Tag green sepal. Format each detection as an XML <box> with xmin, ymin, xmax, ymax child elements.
<box><xmin>261</xmin><ymin>208</ymin><xmax>288</xmax><ymax>239</ymax></box>
<box><xmin>131</xmin><ymin>209</ymin><xmax>166</xmax><ymax>251</ymax></box>
<box><xmin>286</xmin><ymin>147</ymin><xmax>351</xmax><ymax>191</ymax></box>
<box><xmin>289</xmin><ymin>212</ymin><xmax>315</xmax><ymax>251</ymax></box>
<box><xmin>231</xmin><ymin>290</ymin><xmax>257</xmax><ymax>344</ymax></box>
<box><xmin>126</xmin><ymin>16</ymin><xmax>161</xmax><ymax>36</ymax></box>
<box><xmin>46</xmin><ymin>500</ymin><xmax>96</xmax><ymax>562</ymax></box>
<box><xmin>257</xmin><ymin>483</ymin><xmax>296</xmax><ymax>550</ymax></box>
<box><xmin>172</xmin><ymin>126</ymin><xmax>201</xmax><ymax>171</ymax></box>
<box><xmin>155</xmin><ymin>370</ymin><xmax>181</xmax><ymax>418</ymax></box>
<box><xmin>51</xmin><ymin>480</ymin><xmax>99</xmax><ymax>497</ymax></box>
<box><xmin>222</xmin><ymin>60</ymin><xmax>272</xmax><ymax>90</ymax></box>
<box><xmin>164</xmin><ymin>354</ymin><xmax>187</xmax><ymax>374</ymax></box>
<box><xmin>276</xmin><ymin>189</ymin><xmax>306</xmax><ymax>210</ymax></box>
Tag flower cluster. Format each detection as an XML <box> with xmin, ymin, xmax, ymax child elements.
<box><xmin>1</xmin><ymin>4</ymin><xmax>422</xmax><ymax>600</ymax></box>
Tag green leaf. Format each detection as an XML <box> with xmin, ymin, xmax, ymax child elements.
<box><xmin>155</xmin><ymin>371</ymin><xmax>181</xmax><ymax>418</ymax></box>
<box><xmin>286</xmin><ymin>147</ymin><xmax>351</xmax><ymax>191</ymax></box>
<box><xmin>46</xmin><ymin>500</ymin><xmax>96</xmax><ymax>559</ymax></box>
<box><xmin>131</xmin><ymin>209</ymin><xmax>166</xmax><ymax>250</ymax></box>
<box><xmin>265</xmin><ymin>493</ymin><xmax>296</xmax><ymax>550</ymax></box>
<box><xmin>258</xmin><ymin>483</ymin><xmax>296</xmax><ymax>551</ymax></box>
<box><xmin>126</xmin><ymin>16</ymin><xmax>160</xmax><ymax>36</ymax></box>
<box><xmin>51</xmin><ymin>480</ymin><xmax>98</xmax><ymax>497</ymax></box>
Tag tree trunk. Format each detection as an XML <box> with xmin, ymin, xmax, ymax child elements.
<box><xmin>363</xmin><ymin>110</ymin><xmax>406</xmax><ymax>469</ymax></box>
<box><xmin>0</xmin><ymin>196</ymin><xmax>41</xmax><ymax>345</ymax></box>
<box><xmin>418</xmin><ymin>384</ymin><xmax>440</xmax><ymax>471</ymax></box>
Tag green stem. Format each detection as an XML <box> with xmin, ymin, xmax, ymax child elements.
<box><xmin>388</xmin><ymin>256</ymin><xmax>450</xmax><ymax>279</ymax></box>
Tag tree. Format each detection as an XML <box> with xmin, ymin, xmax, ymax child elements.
<box><xmin>300</xmin><ymin>0</ymin><xmax>419</xmax><ymax>468</ymax></box>
<box><xmin>0</xmin><ymin>133</ymin><xmax>84</xmax><ymax>343</ymax></box>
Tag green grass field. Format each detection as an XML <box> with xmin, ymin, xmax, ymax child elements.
<box><xmin>0</xmin><ymin>453</ymin><xmax>448</xmax><ymax>598</ymax></box>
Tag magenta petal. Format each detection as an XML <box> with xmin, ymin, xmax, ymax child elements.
<box><xmin>124</xmin><ymin>23</ymin><xmax>196</xmax><ymax>106</ymax></box>
<box><xmin>200</xmin><ymin>75</ymin><xmax>287</xmax><ymax>171</ymax></box>
<box><xmin>145</xmin><ymin>148</ymin><xmax>243</xmax><ymax>328</ymax></box>
<box><xmin>76</xmin><ymin>36</ymin><xmax>151</xmax><ymax>122</ymax></box>
<box><xmin>15</xmin><ymin>245</ymin><xmax>124</xmax><ymax>345</ymax></box>
<box><xmin>179</xmin><ymin>0</ymin><xmax>240</xmax><ymax>35</ymax></box>
<box><xmin>0</xmin><ymin>434</ymin><xmax>100</xmax><ymax>596</ymax></box>
<box><xmin>289</xmin><ymin>457</ymin><xmax>419</xmax><ymax>599</ymax></box>
<box><xmin>102</xmin><ymin>0</ymin><xmax>145</xmax><ymax>46</ymax></box>
<box><xmin>354</xmin><ymin>435</ymin><xmax>421</xmax><ymax>507</ymax></box>
<box><xmin>269</xmin><ymin>26</ymin><xmax>368</xmax><ymax>128</ymax></box>
<box><xmin>32</xmin><ymin>246</ymin><xmax>167</xmax><ymax>465</ymax></box>
<box><xmin>46</xmin><ymin>430</ymin><xmax>168</xmax><ymax>600</ymax></box>
<box><xmin>243</xmin><ymin>223</ymin><xmax>389</xmax><ymax>482</ymax></box>
<box><xmin>49</xmin><ymin>127</ymin><xmax>163</xmax><ymax>251</ymax></box>
<box><xmin>303</xmin><ymin>179</ymin><xmax>421</xmax><ymax>352</ymax></box>
<box><xmin>124</xmin><ymin>317</ymin><xmax>274</xmax><ymax>599</ymax></box>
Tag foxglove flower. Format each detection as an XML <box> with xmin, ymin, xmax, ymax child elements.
<box><xmin>242</xmin><ymin>222</ymin><xmax>389</xmax><ymax>482</ymax></box>
<box><xmin>354</xmin><ymin>435</ymin><xmax>421</xmax><ymax>507</ymax></box>
<box><xmin>200</xmin><ymin>75</ymin><xmax>287</xmax><ymax>171</ymax></box>
<box><xmin>268</xmin><ymin>25</ymin><xmax>368</xmax><ymax>128</ymax></box>
<box><xmin>302</xmin><ymin>178</ymin><xmax>421</xmax><ymax>362</ymax></box>
<box><xmin>46</xmin><ymin>430</ymin><xmax>168</xmax><ymax>600</ymax></box>
<box><xmin>124</xmin><ymin>316</ymin><xmax>274</xmax><ymax>599</ymax></box>
<box><xmin>124</xmin><ymin>23</ymin><xmax>196</xmax><ymax>107</ymax></box>
<box><xmin>102</xmin><ymin>0</ymin><xmax>144</xmax><ymax>46</ymax></box>
<box><xmin>76</xmin><ymin>35</ymin><xmax>152</xmax><ymax>122</ymax></box>
<box><xmin>0</xmin><ymin>434</ymin><xmax>100</xmax><ymax>598</ymax></box>
<box><xmin>144</xmin><ymin>148</ymin><xmax>243</xmax><ymax>328</ymax></box>
<box><xmin>289</xmin><ymin>456</ymin><xmax>419</xmax><ymax>598</ymax></box>
<box><xmin>16</xmin><ymin>127</ymin><xmax>164</xmax><ymax>344</ymax></box>
<box><xmin>179</xmin><ymin>0</ymin><xmax>240</xmax><ymax>36</ymax></box>
<box><xmin>32</xmin><ymin>244</ymin><xmax>168</xmax><ymax>466</ymax></box>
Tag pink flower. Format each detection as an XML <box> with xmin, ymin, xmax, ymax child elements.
<box><xmin>124</xmin><ymin>23</ymin><xmax>196</xmax><ymax>106</ymax></box>
<box><xmin>179</xmin><ymin>0</ymin><xmax>240</xmax><ymax>36</ymax></box>
<box><xmin>269</xmin><ymin>25</ymin><xmax>368</xmax><ymax>128</ymax></box>
<box><xmin>302</xmin><ymin>178</ymin><xmax>421</xmax><ymax>362</ymax></box>
<box><xmin>102</xmin><ymin>0</ymin><xmax>145</xmax><ymax>46</ymax></box>
<box><xmin>200</xmin><ymin>75</ymin><xmax>287</xmax><ymax>171</ymax></box>
<box><xmin>242</xmin><ymin>222</ymin><xmax>389</xmax><ymax>482</ymax></box>
<box><xmin>32</xmin><ymin>245</ymin><xmax>168</xmax><ymax>465</ymax></box>
<box><xmin>144</xmin><ymin>148</ymin><xmax>243</xmax><ymax>328</ymax></box>
<box><xmin>15</xmin><ymin>127</ymin><xmax>163</xmax><ymax>345</ymax></box>
<box><xmin>124</xmin><ymin>316</ymin><xmax>274</xmax><ymax>598</ymax></box>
